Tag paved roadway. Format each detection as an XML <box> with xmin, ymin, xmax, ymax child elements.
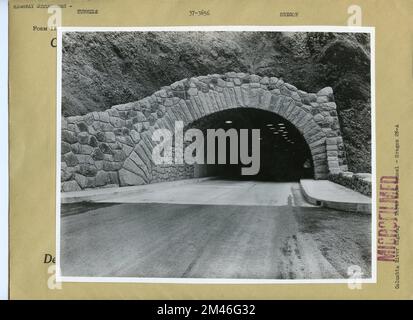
<box><xmin>96</xmin><ymin>179</ymin><xmax>314</xmax><ymax>207</ymax></box>
<box><xmin>61</xmin><ymin>179</ymin><xmax>371</xmax><ymax>279</ymax></box>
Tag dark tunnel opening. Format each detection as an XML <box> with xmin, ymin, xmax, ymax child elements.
<box><xmin>185</xmin><ymin>108</ymin><xmax>314</xmax><ymax>182</ymax></box>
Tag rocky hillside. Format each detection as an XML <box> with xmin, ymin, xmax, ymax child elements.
<box><xmin>62</xmin><ymin>31</ymin><xmax>371</xmax><ymax>172</ymax></box>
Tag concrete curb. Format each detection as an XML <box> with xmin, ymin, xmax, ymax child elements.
<box><xmin>61</xmin><ymin>177</ymin><xmax>214</xmax><ymax>204</ymax></box>
<box><xmin>299</xmin><ymin>179</ymin><xmax>371</xmax><ymax>214</ymax></box>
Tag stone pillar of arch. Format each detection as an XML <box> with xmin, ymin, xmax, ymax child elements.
<box><xmin>60</xmin><ymin>72</ymin><xmax>348</xmax><ymax>192</ymax></box>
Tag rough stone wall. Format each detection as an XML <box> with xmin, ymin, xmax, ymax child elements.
<box><xmin>329</xmin><ymin>172</ymin><xmax>371</xmax><ymax>196</ymax></box>
<box><xmin>61</xmin><ymin>73</ymin><xmax>347</xmax><ymax>192</ymax></box>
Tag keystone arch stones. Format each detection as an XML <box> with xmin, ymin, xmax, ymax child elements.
<box><xmin>60</xmin><ymin>72</ymin><xmax>348</xmax><ymax>192</ymax></box>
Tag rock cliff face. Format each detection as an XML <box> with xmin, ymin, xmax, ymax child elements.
<box><xmin>62</xmin><ymin>31</ymin><xmax>371</xmax><ymax>172</ymax></box>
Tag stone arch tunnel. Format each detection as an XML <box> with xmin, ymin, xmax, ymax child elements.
<box><xmin>185</xmin><ymin>108</ymin><xmax>315</xmax><ymax>181</ymax></box>
<box><xmin>60</xmin><ymin>72</ymin><xmax>348</xmax><ymax>192</ymax></box>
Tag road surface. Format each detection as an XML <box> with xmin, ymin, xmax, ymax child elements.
<box><xmin>60</xmin><ymin>179</ymin><xmax>371</xmax><ymax>279</ymax></box>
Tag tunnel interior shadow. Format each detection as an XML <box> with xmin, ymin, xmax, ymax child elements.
<box><xmin>185</xmin><ymin>108</ymin><xmax>314</xmax><ymax>182</ymax></box>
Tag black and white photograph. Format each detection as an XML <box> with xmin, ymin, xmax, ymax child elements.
<box><xmin>57</xmin><ymin>27</ymin><xmax>374</xmax><ymax>282</ymax></box>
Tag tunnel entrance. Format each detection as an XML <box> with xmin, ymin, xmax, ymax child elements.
<box><xmin>61</xmin><ymin>73</ymin><xmax>346</xmax><ymax>191</ymax></box>
<box><xmin>186</xmin><ymin>108</ymin><xmax>314</xmax><ymax>182</ymax></box>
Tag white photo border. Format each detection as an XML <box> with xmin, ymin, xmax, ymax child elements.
<box><xmin>56</xmin><ymin>25</ymin><xmax>376</xmax><ymax>284</ymax></box>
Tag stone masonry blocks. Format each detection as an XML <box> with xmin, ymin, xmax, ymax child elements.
<box><xmin>61</xmin><ymin>73</ymin><xmax>346</xmax><ymax>191</ymax></box>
